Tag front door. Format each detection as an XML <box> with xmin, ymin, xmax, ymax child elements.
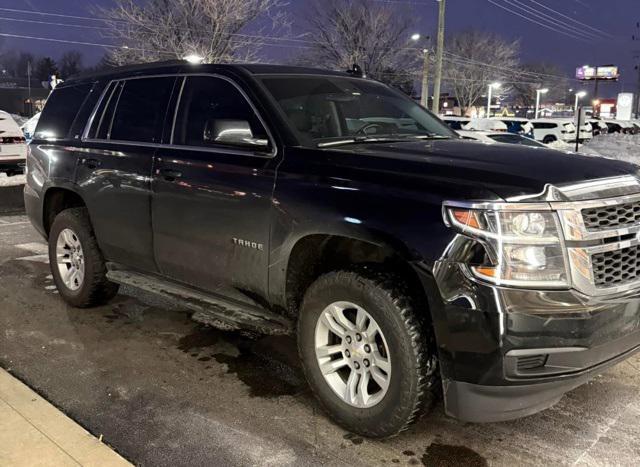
<box><xmin>152</xmin><ymin>75</ymin><xmax>278</xmax><ymax>304</ymax></box>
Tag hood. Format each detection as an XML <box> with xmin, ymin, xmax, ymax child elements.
<box><xmin>335</xmin><ymin>139</ymin><xmax>637</xmax><ymax>201</ymax></box>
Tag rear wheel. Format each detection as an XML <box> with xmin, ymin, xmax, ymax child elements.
<box><xmin>297</xmin><ymin>270</ymin><xmax>439</xmax><ymax>438</ymax></box>
<box><xmin>543</xmin><ymin>135</ymin><xmax>556</xmax><ymax>144</ymax></box>
<box><xmin>48</xmin><ymin>207</ymin><xmax>119</xmax><ymax>307</ymax></box>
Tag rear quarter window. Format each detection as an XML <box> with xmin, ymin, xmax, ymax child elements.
<box><xmin>34</xmin><ymin>84</ymin><xmax>93</xmax><ymax>140</ymax></box>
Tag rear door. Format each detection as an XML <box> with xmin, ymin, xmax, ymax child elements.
<box><xmin>76</xmin><ymin>76</ymin><xmax>177</xmax><ymax>271</ymax></box>
<box><xmin>152</xmin><ymin>75</ymin><xmax>278</xmax><ymax>304</ymax></box>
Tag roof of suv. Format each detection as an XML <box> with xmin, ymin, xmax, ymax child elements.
<box><xmin>62</xmin><ymin>61</ymin><xmax>353</xmax><ymax>87</ymax></box>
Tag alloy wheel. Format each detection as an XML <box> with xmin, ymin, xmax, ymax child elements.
<box><xmin>314</xmin><ymin>301</ymin><xmax>391</xmax><ymax>408</ymax></box>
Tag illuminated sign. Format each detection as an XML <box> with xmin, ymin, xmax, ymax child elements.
<box><xmin>576</xmin><ymin>65</ymin><xmax>620</xmax><ymax>81</ymax></box>
<box><xmin>596</xmin><ymin>66</ymin><xmax>619</xmax><ymax>79</ymax></box>
<box><xmin>576</xmin><ymin>66</ymin><xmax>596</xmax><ymax>80</ymax></box>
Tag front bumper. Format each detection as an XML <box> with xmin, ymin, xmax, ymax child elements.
<box><xmin>419</xmin><ymin>260</ymin><xmax>640</xmax><ymax>422</ymax></box>
<box><xmin>444</xmin><ymin>326</ymin><xmax>640</xmax><ymax>422</ymax></box>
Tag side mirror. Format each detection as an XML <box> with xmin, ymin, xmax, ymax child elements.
<box><xmin>203</xmin><ymin>119</ymin><xmax>269</xmax><ymax>149</ymax></box>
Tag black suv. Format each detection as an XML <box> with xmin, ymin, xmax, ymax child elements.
<box><xmin>25</xmin><ymin>62</ymin><xmax>640</xmax><ymax>438</ymax></box>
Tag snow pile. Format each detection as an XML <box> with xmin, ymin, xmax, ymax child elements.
<box><xmin>581</xmin><ymin>134</ymin><xmax>640</xmax><ymax>164</ymax></box>
<box><xmin>0</xmin><ymin>173</ymin><xmax>25</xmax><ymax>187</ymax></box>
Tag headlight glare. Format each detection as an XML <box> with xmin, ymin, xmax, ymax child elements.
<box><xmin>445</xmin><ymin>207</ymin><xmax>569</xmax><ymax>288</ymax></box>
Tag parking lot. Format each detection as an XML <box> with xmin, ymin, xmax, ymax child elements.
<box><xmin>1</xmin><ymin>183</ymin><xmax>640</xmax><ymax>466</ymax></box>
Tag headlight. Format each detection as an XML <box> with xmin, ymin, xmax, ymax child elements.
<box><xmin>445</xmin><ymin>207</ymin><xmax>569</xmax><ymax>288</ymax></box>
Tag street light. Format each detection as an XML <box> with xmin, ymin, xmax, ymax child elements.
<box><xmin>574</xmin><ymin>91</ymin><xmax>587</xmax><ymax>116</ymax></box>
<box><xmin>534</xmin><ymin>88</ymin><xmax>549</xmax><ymax>120</ymax></box>
<box><xmin>486</xmin><ymin>82</ymin><xmax>501</xmax><ymax>118</ymax></box>
<box><xmin>183</xmin><ymin>54</ymin><xmax>204</xmax><ymax>64</ymax></box>
<box><xmin>411</xmin><ymin>33</ymin><xmax>421</xmax><ymax>41</ymax></box>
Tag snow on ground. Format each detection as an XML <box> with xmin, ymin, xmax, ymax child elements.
<box><xmin>547</xmin><ymin>134</ymin><xmax>640</xmax><ymax>164</ymax></box>
<box><xmin>581</xmin><ymin>134</ymin><xmax>640</xmax><ymax>163</ymax></box>
<box><xmin>0</xmin><ymin>173</ymin><xmax>25</xmax><ymax>187</ymax></box>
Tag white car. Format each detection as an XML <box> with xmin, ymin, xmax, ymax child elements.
<box><xmin>0</xmin><ymin>111</ymin><xmax>27</xmax><ymax>176</ymax></box>
<box><xmin>441</xmin><ymin>116</ymin><xmax>471</xmax><ymax>130</ymax></box>
<box><xmin>531</xmin><ymin>118</ymin><xmax>577</xmax><ymax>144</ymax></box>
<box><xmin>458</xmin><ymin>130</ymin><xmax>547</xmax><ymax>148</ymax></box>
<box><xmin>462</xmin><ymin>118</ymin><xmax>508</xmax><ymax>132</ymax></box>
<box><xmin>490</xmin><ymin>117</ymin><xmax>534</xmax><ymax>137</ymax></box>
<box><xmin>553</xmin><ymin>118</ymin><xmax>592</xmax><ymax>142</ymax></box>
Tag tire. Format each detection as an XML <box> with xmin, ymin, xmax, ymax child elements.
<box><xmin>542</xmin><ymin>135</ymin><xmax>556</xmax><ymax>144</ymax></box>
<box><xmin>297</xmin><ymin>269</ymin><xmax>439</xmax><ymax>438</ymax></box>
<box><xmin>48</xmin><ymin>207</ymin><xmax>119</xmax><ymax>307</ymax></box>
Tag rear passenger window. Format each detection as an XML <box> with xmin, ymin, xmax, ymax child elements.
<box><xmin>34</xmin><ymin>83</ymin><xmax>93</xmax><ymax>140</ymax></box>
<box><xmin>109</xmin><ymin>77</ymin><xmax>176</xmax><ymax>143</ymax></box>
<box><xmin>172</xmin><ymin>76</ymin><xmax>269</xmax><ymax>149</ymax></box>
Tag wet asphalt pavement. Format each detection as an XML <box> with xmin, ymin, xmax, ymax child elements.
<box><xmin>1</xmin><ymin>183</ymin><xmax>640</xmax><ymax>466</ymax></box>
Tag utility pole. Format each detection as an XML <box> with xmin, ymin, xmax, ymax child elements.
<box><xmin>431</xmin><ymin>0</ymin><xmax>445</xmax><ymax>114</ymax></box>
<box><xmin>420</xmin><ymin>48</ymin><xmax>430</xmax><ymax>108</ymax></box>
<box><xmin>27</xmin><ymin>61</ymin><xmax>32</xmax><ymax>117</ymax></box>
<box><xmin>634</xmin><ymin>22</ymin><xmax>640</xmax><ymax>118</ymax></box>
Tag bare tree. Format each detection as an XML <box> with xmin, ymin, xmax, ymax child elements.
<box><xmin>302</xmin><ymin>0</ymin><xmax>419</xmax><ymax>92</ymax></box>
<box><xmin>443</xmin><ymin>30</ymin><xmax>520</xmax><ymax>114</ymax></box>
<box><xmin>60</xmin><ymin>50</ymin><xmax>84</xmax><ymax>78</ymax></box>
<box><xmin>100</xmin><ymin>0</ymin><xmax>288</xmax><ymax>65</ymax></box>
<box><xmin>512</xmin><ymin>62</ymin><xmax>570</xmax><ymax>107</ymax></box>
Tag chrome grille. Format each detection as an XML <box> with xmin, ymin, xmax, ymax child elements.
<box><xmin>582</xmin><ymin>202</ymin><xmax>640</xmax><ymax>231</ymax></box>
<box><xmin>592</xmin><ymin>245</ymin><xmax>640</xmax><ymax>287</ymax></box>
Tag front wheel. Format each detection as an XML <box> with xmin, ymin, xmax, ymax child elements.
<box><xmin>48</xmin><ymin>207</ymin><xmax>119</xmax><ymax>307</ymax></box>
<box><xmin>297</xmin><ymin>270</ymin><xmax>438</xmax><ymax>438</ymax></box>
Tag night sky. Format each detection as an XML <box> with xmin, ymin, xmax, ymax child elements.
<box><xmin>0</xmin><ymin>0</ymin><xmax>638</xmax><ymax>97</ymax></box>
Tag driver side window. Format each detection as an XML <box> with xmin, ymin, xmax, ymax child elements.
<box><xmin>172</xmin><ymin>76</ymin><xmax>269</xmax><ymax>150</ymax></box>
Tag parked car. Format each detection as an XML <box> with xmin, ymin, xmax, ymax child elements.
<box><xmin>462</xmin><ymin>118</ymin><xmax>508</xmax><ymax>132</ymax></box>
<box><xmin>0</xmin><ymin>110</ymin><xmax>27</xmax><ymax>176</ymax></box>
<box><xmin>441</xmin><ymin>116</ymin><xmax>470</xmax><ymax>130</ymax></box>
<box><xmin>588</xmin><ymin>119</ymin><xmax>608</xmax><ymax>137</ymax></box>
<box><xmin>21</xmin><ymin>112</ymin><xmax>41</xmax><ymax>141</ymax></box>
<box><xmin>26</xmin><ymin>61</ymin><xmax>640</xmax><ymax>438</ymax></box>
<box><xmin>490</xmin><ymin>117</ymin><xmax>534</xmax><ymax>137</ymax></box>
<box><xmin>602</xmin><ymin>119</ymin><xmax>639</xmax><ymax>135</ymax></box>
<box><xmin>531</xmin><ymin>118</ymin><xmax>577</xmax><ymax>144</ymax></box>
<box><xmin>457</xmin><ymin>130</ymin><xmax>546</xmax><ymax>148</ymax></box>
<box><xmin>553</xmin><ymin>118</ymin><xmax>593</xmax><ymax>142</ymax></box>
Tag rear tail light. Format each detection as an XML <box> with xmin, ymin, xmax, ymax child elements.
<box><xmin>0</xmin><ymin>136</ymin><xmax>26</xmax><ymax>144</ymax></box>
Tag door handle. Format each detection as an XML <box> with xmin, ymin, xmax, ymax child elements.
<box><xmin>158</xmin><ymin>168</ymin><xmax>182</xmax><ymax>181</ymax></box>
<box><xmin>81</xmin><ymin>158</ymin><xmax>101</xmax><ymax>169</ymax></box>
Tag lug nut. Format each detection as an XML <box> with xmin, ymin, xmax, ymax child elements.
<box><xmin>346</xmin><ymin>336</ymin><xmax>352</xmax><ymax>344</ymax></box>
<box><xmin>345</xmin><ymin>350</ymin><xmax>351</xmax><ymax>358</ymax></box>
<box><xmin>364</xmin><ymin>344</ymin><xmax>371</xmax><ymax>353</ymax></box>
<box><xmin>356</xmin><ymin>334</ymin><xmax>362</xmax><ymax>342</ymax></box>
<box><xmin>363</xmin><ymin>359</ymin><xmax>370</xmax><ymax>367</ymax></box>
<box><xmin>354</xmin><ymin>362</ymin><xmax>360</xmax><ymax>370</ymax></box>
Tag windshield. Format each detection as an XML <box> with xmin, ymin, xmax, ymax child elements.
<box><xmin>260</xmin><ymin>76</ymin><xmax>456</xmax><ymax>147</ymax></box>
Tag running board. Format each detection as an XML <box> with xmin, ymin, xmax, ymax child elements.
<box><xmin>106</xmin><ymin>269</ymin><xmax>293</xmax><ymax>335</ymax></box>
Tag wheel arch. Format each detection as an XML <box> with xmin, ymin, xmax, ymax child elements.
<box><xmin>278</xmin><ymin>230</ymin><xmax>430</xmax><ymax>321</ymax></box>
<box><xmin>42</xmin><ymin>186</ymin><xmax>87</xmax><ymax>237</ymax></box>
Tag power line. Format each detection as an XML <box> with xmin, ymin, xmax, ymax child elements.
<box><xmin>523</xmin><ymin>0</ymin><xmax>615</xmax><ymax>38</ymax></box>
<box><xmin>0</xmin><ymin>7</ymin><xmax>316</xmax><ymax>45</ymax></box>
<box><xmin>485</xmin><ymin>0</ymin><xmax>591</xmax><ymax>42</ymax></box>
<box><xmin>509</xmin><ymin>0</ymin><xmax>602</xmax><ymax>41</ymax></box>
<box><xmin>442</xmin><ymin>51</ymin><xmax>579</xmax><ymax>82</ymax></box>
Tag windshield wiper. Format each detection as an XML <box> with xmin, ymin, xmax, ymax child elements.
<box><xmin>317</xmin><ymin>134</ymin><xmax>450</xmax><ymax>148</ymax></box>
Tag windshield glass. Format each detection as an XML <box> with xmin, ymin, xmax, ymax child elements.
<box><xmin>260</xmin><ymin>76</ymin><xmax>456</xmax><ymax>147</ymax></box>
